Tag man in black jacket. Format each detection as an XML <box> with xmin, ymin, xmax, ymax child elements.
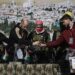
<box><xmin>8</xmin><ymin>18</ymin><xmax>29</xmax><ymax>62</ymax></box>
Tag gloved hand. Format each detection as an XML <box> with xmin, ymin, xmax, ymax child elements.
<box><xmin>33</xmin><ymin>41</ymin><xmax>40</xmax><ymax>46</ymax></box>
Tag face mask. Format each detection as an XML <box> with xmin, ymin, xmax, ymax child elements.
<box><xmin>36</xmin><ymin>28</ymin><xmax>43</xmax><ymax>32</ymax></box>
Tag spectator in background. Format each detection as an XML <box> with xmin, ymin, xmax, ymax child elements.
<box><xmin>48</xmin><ymin>28</ymin><xmax>60</xmax><ymax>63</ymax></box>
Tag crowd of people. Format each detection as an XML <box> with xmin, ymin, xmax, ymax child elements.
<box><xmin>0</xmin><ymin>11</ymin><xmax>75</xmax><ymax>75</ymax></box>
